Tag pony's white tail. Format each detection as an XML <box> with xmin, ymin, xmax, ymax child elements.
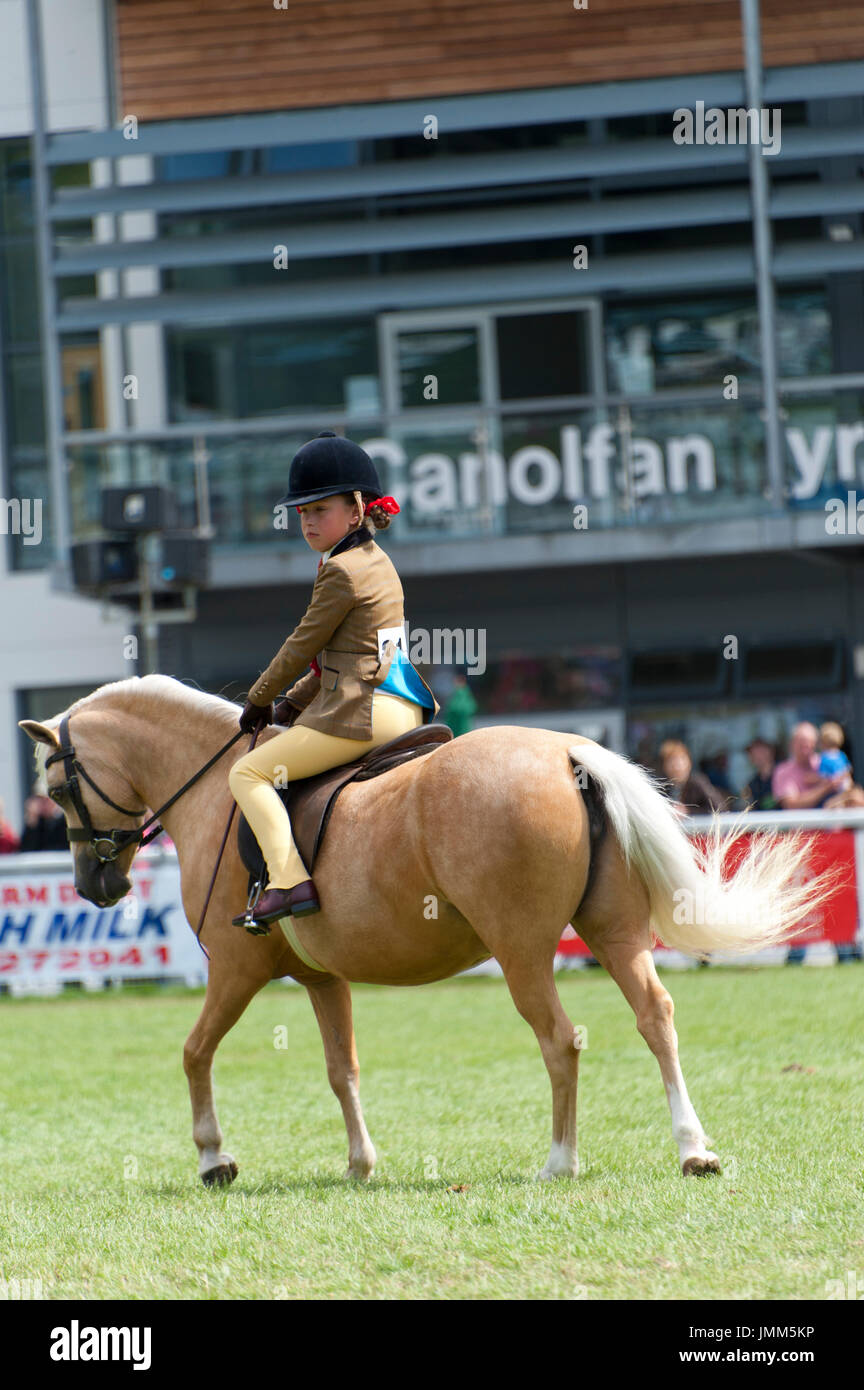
<box><xmin>570</xmin><ymin>742</ymin><xmax>839</xmax><ymax>958</ymax></box>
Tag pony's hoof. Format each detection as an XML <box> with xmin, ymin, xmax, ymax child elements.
<box><xmin>201</xmin><ymin>1159</ymin><xmax>238</xmax><ymax>1187</ymax></box>
<box><xmin>535</xmin><ymin>1142</ymin><xmax>579</xmax><ymax>1180</ymax></box>
<box><xmin>682</xmin><ymin>1153</ymin><xmax>721</xmax><ymax>1177</ymax></box>
<box><xmin>535</xmin><ymin>1163</ymin><xmax>579</xmax><ymax>1181</ymax></box>
<box><xmin>347</xmin><ymin>1149</ymin><xmax>376</xmax><ymax>1181</ymax></box>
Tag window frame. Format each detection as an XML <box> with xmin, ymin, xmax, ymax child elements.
<box><xmin>378</xmin><ymin>297</ymin><xmax>606</xmax><ymax>418</ymax></box>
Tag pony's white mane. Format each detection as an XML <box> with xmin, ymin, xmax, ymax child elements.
<box><xmin>31</xmin><ymin>675</ymin><xmax>240</xmax><ymax>780</ymax></box>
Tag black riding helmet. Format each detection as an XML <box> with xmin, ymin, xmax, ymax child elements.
<box><xmin>277</xmin><ymin>430</ymin><xmax>384</xmax><ymax>507</ymax></box>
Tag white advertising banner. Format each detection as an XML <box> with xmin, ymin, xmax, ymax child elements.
<box><xmin>0</xmin><ymin>846</ymin><xmax>208</xmax><ymax>995</ymax></box>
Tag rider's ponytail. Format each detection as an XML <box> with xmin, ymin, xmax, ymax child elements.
<box><xmin>362</xmin><ymin>496</ymin><xmax>393</xmax><ymax>531</ymax></box>
<box><xmin>348</xmin><ymin>490</ymin><xmax>393</xmax><ymax>532</ymax></box>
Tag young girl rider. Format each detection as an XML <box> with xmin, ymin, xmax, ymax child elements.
<box><xmin>229</xmin><ymin>430</ymin><xmax>439</xmax><ymax>928</ymax></box>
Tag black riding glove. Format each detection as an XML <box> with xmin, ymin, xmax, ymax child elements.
<box><xmin>273</xmin><ymin>699</ymin><xmax>300</xmax><ymax>727</ymax></box>
<box><xmin>239</xmin><ymin>699</ymin><xmax>273</xmax><ymax>734</ymax></box>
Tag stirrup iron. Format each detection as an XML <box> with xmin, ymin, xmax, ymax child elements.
<box><xmin>241</xmin><ymin>879</ymin><xmax>271</xmax><ymax>936</ymax></box>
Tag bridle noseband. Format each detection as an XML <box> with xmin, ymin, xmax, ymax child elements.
<box><xmin>44</xmin><ymin>712</ymin><xmax>157</xmax><ymax>863</ymax></box>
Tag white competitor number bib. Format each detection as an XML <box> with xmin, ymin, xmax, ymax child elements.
<box><xmin>377</xmin><ymin>624</ymin><xmax>407</xmax><ymax>661</ymax></box>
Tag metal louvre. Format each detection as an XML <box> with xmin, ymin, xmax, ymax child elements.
<box><xmin>42</xmin><ymin>59</ymin><xmax>864</xmax><ymax>164</ymax></box>
<box><xmin>31</xmin><ymin>48</ymin><xmax>863</xmax><ymax>342</ymax></box>
<box><xmin>56</xmin><ymin>240</ymin><xmax>864</xmax><ymax>332</ymax></box>
<box><xmin>50</xmin><ymin>178</ymin><xmax>864</xmax><ymax>278</ymax></box>
<box><xmin>49</xmin><ymin>123</ymin><xmax>864</xmax><ymax>222</ymax></box>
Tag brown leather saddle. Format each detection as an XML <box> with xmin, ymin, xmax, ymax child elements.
<box><xmin>237</xmin><ymin>722</ymin><xmax>454</xmax><ymax>890</ymax></box>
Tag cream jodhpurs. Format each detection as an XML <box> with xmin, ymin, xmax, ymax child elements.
<box><xmin>228</xmin><ymin>690</ymin><xmax>424</xmax><ymax>890</ymax></box>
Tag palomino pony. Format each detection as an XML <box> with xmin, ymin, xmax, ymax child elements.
<box><xmin>20</xmin><ymin>676</ymin><xmax>829</xmax><ymax>1185</ymax></box>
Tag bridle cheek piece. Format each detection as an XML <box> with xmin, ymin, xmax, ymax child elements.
<box><xmin>42</xmin><ymin>708</ymin><xmax>247</xmax><ymax>870</ymax></box>
<box><xmin>44</xmin><ymin>712</ymin><xmax>156</xmax><ymax>865</ymax></box>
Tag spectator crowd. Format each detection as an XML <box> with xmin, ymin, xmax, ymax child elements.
<box><xmin>652</xmin><ymin>720</ymin><xmax>863</xmax><ymax>817</ymax></box>
<box><xmin>0</xmin><ymin>783</ymin><xmax>68</xmax><ymax>856</ymax></box>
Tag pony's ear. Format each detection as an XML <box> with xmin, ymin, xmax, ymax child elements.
<box><xmin>18</xmin><ymin>720</ymin><xmax>60</xmax><ymax>748</ymax></box>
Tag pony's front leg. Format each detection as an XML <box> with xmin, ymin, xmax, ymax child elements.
<box><xmin>183</xmin><ymin>965</ymin><xmax>264</xmax><ymax>1186</ymax></box>
<box><xmin>307</xmin><ymin>978</ymin><xmax>376</xmax><ymax>1180</ymax></box>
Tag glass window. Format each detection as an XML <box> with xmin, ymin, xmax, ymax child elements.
<box><xmin>159</xmin><ymin>143</ymin><xmax>360</xmax><ymax>183</ymax></box>
<box><xmin>607</xmin><ymin>111</ymin><xmax>679</xmax><ymax>140</ymax></box>
<box><xmin>167</xmin><ymin>330</ymin><xmax>230</xmax><ymax>420</ymax></box>
<box><xmin>783</xmin><ymin>389</ymin><xmax>864</xmax><ymax>505</ymax></box>
<box><xmin>776</xmin><ymin>289</ymin><xmax>831</xmax><ymax>378</ymax></box>
<box><xmin>159</xmin><ymin>151</ymin><xmax>233</xmax><ymax>181</ymax></box>
<box><xmin>629</xmin><ymin>648</ymin><xmax>729</xmax><ymax>699</ymax></box>
<box><xmin>56</xmin><ymin>273</ymin><xmax>96</xmax><ymax>304</ymax></box>
<box><xmin>243</xmin><ymin>321</ymin><xmax>379</xmax><ymax>416</ymax></box>
<box><xmin>378</xmin><ymin>119</ymin><xmax>590</xmax><ymax>162</ymax></box>
<box><xmin>0</xmin><ymin>241</ymin><xmax>40</xmax><ymax>344</ymax></box>
<box><xmin>5</xmin><ymin>456</ymin><xmax>50</xmax><ymax>572</ymax></box>
<box><xmin>6</xmin><ymin>353</ymin><xmax>46</xmax><ymax>447</ymax></box>
<box><xmin>61</xmin><ymin>339</ymin><xmax>104</xmax><ymax>431</ymax></box>
<box><xmin>453</xmin><ymin>649</ymin><xmax>622</xmax><ymax>715</ymax></box>
<box><xmin>164</xmin><ymin>253</ymin><xmax>369</xmax><ymax>292</ymax></box>
<box><xmin>396</xmin><ymin>326</ymin><xmax>481</xmax><ymax>407</ymax></box>
<box><xmin>0</xmin><ymin>140</ymin><xmax>34</xmax><ymax>234</ymax></box>
<box><xmin>606</xmin><ymin>290</ymin><xmax>833</xmax><ymax>393</ymax></box>
<box><xmin>742</xmin><ymin>640</ymin><xmax>843</xmax><ymax>692</ymax></box>
<box><xmin>264</xmin><ymin>141</ymin><xmax>358</xmax><ymax>172</ymax></box>
<box><xmin>51</xmin><ymin>163</ymin><xmax>91</xmax><ymax>193</ymax></box>
<box><xmin>606</xmin><ymin>296</ymin><xmax>761</xmax><ymax>394</ymax></box>
<box><xmin>496</xmin><ymin>310</ymin><xmax>592</xmax><ymax>400</ymax></box>
<box><xmin>166</xmin><ymin>319</ymin><xmax>379</xmax><ymax>421</ymax></box>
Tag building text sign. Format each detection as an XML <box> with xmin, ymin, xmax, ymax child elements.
<box><xmin>361</xmin><ymin>421</ymin><xmax>864</xmax><ymax>511</ymax></box>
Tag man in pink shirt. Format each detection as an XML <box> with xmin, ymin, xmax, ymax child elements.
<box><xmin>772</xmin><ymin>722</ymin><xmax>844</xmax><ymax>810</ymax></box>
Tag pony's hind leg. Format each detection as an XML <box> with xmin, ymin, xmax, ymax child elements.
<box><xmin>496</xmin><ymin>944</ymin><xmax>583</xmax><ymax>1180</ymax></box>
<box><xmin>582</xmin><ymin>930</ymin><xmax>721</xmax><ymax>1176</ymax></box>
<box><xmin>307</xmin><ymin>977</ymin><xmax>376</xmax><ymax>1180</ymax></box>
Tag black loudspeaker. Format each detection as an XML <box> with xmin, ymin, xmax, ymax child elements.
<box><xmin>158</xmin><ymin>534</ymin><xmax>210</xmax><ymax>586</ymax></box>
<box><xmin>71</xmin><ymin>539</ymin><xmax>138</xmax><ymax>589</ymax></box>
<box><xmin>101</xmin><ymin>485</ymin><xmax>178</xmax><ymax>532</ymax></box>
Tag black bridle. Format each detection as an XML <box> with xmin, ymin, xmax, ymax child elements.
<box><xmin>44</xmin><ymin>711</ymin><xmax>245</xmax><ymax>864</ymax></box>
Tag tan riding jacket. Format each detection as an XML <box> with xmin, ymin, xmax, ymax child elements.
<box><xmin>248</xmin><ymin>530</ymin><xmax>440</xmax><ymax>739</ymax></box>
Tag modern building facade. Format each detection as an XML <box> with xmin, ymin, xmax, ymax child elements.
<box><xmin>3</xmin><ymin>0</ymin><xmax>864</xmax><ymax>818</ymax></box>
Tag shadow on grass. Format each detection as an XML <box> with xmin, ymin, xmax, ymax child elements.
<box><xmin>142</xmin><ymin>1171</ymin><xmax>549</xmax><ymax>1198</ymax></box>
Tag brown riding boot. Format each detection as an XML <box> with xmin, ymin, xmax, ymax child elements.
<box><xmin>285</xmin><ymin>880</ymin><xmax>321</xmax><ymax>917</ymax></box>
<box><xmin>232</xmin><ymin>880</ymin><xmax>320</xmax><ymax>927</ymax></box>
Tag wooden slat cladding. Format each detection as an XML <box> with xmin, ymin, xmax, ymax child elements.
<box><xmin>114</xmin><ymin>0</ymin><xmax>864</xmax><ymax>122</ymax></box>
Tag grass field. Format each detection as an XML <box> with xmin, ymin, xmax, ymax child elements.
<box><xmin>1</xmin><ymin>964</ymin><xmax>862</xmax><ymax>1300</ymax></box>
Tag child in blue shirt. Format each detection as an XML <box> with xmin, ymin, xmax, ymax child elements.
<box><xmin>818</xmin><ymin>721</ymin><xmax>852</xmax><ymax>790</ymax></box>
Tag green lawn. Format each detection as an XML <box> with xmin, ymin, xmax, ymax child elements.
<box><xmin>1</xmin><ymin>965</ymin><xmax>862</xmax><ymax>1300</ymax></box>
